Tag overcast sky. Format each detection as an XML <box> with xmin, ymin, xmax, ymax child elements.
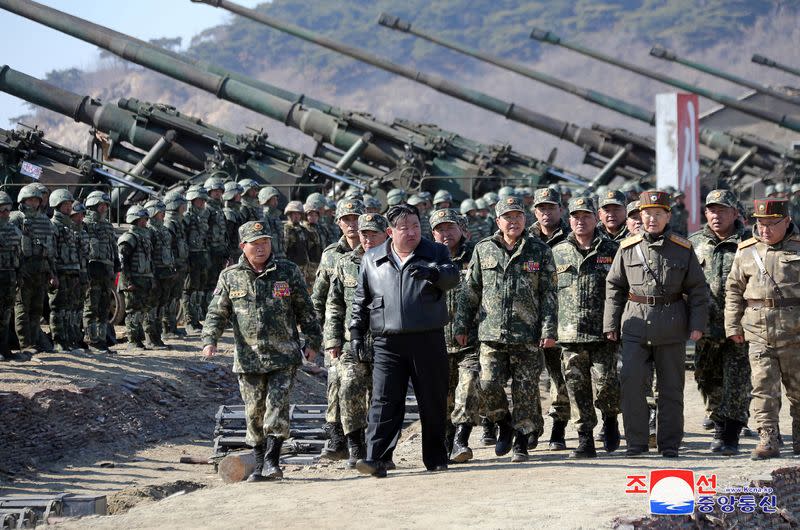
<box><xmin>0</xmin><ymin>0</ymin><xmax>263</xmax><ymax>125</ymax></box>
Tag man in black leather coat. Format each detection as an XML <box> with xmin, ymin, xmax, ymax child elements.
<box><xmin>349</xmin><ymin>204</ymin><xmax>460</xmax><ymax>477</ymax></box>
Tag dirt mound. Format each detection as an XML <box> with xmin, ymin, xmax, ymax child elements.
<box><xmin>106</xmin><ymin>480</ymin><xmax>206</xmax><ymax>515</ymax></box>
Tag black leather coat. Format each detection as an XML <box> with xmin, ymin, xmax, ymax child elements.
<box><xmin>349</xmin><ymin>237</ymin><xmax>459</xmax><ymax>335</ymax></box>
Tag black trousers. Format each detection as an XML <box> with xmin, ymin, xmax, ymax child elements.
<box><xmin>366</xmin><ymin>329</ymin><xmax>449</xmax><ymax>470</ymax></box>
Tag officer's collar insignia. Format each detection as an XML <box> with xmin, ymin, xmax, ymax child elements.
<box><xmin>253</xmin><ymin>223</ymin><xmax>262</xmax><ymax>230</ymax></box>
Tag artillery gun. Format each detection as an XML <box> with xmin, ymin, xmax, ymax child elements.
<box><xmin>752</xmin><ymin>55</ymin><xmax>800</xmax><ymax>81</ymax></box>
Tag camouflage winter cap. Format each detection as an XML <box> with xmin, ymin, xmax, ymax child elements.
<box><xmin>598</xmin><ymin>190</ymin><xmax>626</xmax><ymax>208</ymax></box>
<box><xmin>358</xmin><ymin>213</ymin><xmax>389</xmax><ymax>232</ymax></box>
<box><xmin>626</xmin><ymin>200</ymin><xmax>641</xmax><ymax>217</ymax></box>
<box><xmin>335</xmin><ymin>199</ymin><xmax>365</xmax><ymax>220</ymax></box>
<box><xmin>753</xmin><ymin>198</ymin><xmax>789</xmax><ymax>219</ymax></box>
<box><xmin>567</xmin><ymin>196</ymin><xmax>597</xmax><ymax>215</ymax></box>
<box><xmin>533</xmin><ymin>187</ymin><xmax>561</xmax><ymax>207</ymax></box>
<box><xmin>638</xmin><ymin>190</ymin><xmax>671</xmax><ymax>211</ymax></box>
<box><xmin>238</xmin><ymin>220</ymin><xmax>272</xmax><ymax>243</ymax></box>
<box><xmin>705</xmin><ymin>189</ymin><xmax>737</xmax><ymax>208</ymax></box>
<box><xmin>429</xmin><ymin>208</ymin><xmax>462</xmax><ymax>229</ymax></box>
<box><xmin>495</xmin><ymin>196</ymin><xmax>525</xmax><ymax>217</ymax></box>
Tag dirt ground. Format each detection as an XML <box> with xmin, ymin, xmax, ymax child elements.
<box><xmin>2</xmin><ymin>330</ymin><xmax>798</xmax><ymax>529</ymax></box>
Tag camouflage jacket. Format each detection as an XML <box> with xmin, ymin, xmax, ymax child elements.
<box><xmin>184</xmin><ymin>206</ymin><xmax>210</xmax><ymax>255</ymax></box>
<box><xmin>224</xmin><ymin>202</ymin><xmax>245</xmax><ymax>261</ymax></box>
<box><xmin>669</xmin><ymin>204</ymin><xmax>689</xmax><ymax>236</ymax></box>
<box><xmin>262</xmin><ymin>206</ymin><xmax>285</xmax><ymax>258</ymax></box>
<box><xmin>301</xmin><ymin>221</ymin><xmax>323</xmax><ymax>264</ymax></box>
<box><xmin>0</xmin><ymin>218</ymin><xmax>22</xmax><ymax>275</ymax></box>
<box><xmin>444</xmin><ymin>238</ymin><xmax>477</xmax><ymax>353</ymax></box>
<box><xmin>467</xmin><ymin>215</ymin><xmax>490</xmax><ymax>242</ymax></box>
<box><xmin>284</xmin><ymin>221</ymin><xmax>309</xmax><ymax>267</ymax></box>
<box><xmin>239</xmin><ymin>196</ymin><xmax>261</xmax><ymax>223</ymax></box>
<box><xmin>552</xmin><ymin>230</ymin><xmax>619</xmax><ymax>343</ymax></box>
<box><xmin>73</xmin><ymin>221</ymin><xmax>89</xmax><ymax>285</ymax></box>
<box><xmin>725</xmin><ymin>223</ymin><xmax>800</xmax><ymax>348</ymax></box>
<box><xmin>206</xmin><ymin>199</ymin><xmax>228</xmax><ymax>256</ymax></box>
<box><xmin>319</xmin><ymin>217</ymin><xmax>341</xmax><ymax>247</ymax></box>
<box><xmin>419</xmin><ymin>212</ymin><xmax>433</xmax><ymax>240</ymax></box>
<box><xmin>455</xmin><ymin>231</ymin><xmax>558</xmax><ymax>344</ymax></box>
<box><xmin>324</xmin><ymin>245</ymin><xmax>364</xmax><ymax>351</ymax></box>
<box><xmin>51</xmin><ymin>211</ymin><xmax>81</xmax><ymax>273</ymax></box>
<box><xmin>118</xmin><ymin>225</ymin><xmax>153</xmax><ymax>285</ymax></box>
<box><xmin>147</xmin><ymin>218</ymin><xmax>176</xmax><ymax>277</ymax></box>
<box><xmin>311</xmin><ymin>236</ymin><xmax>353</xmax><ymax>323</ymax></box>
<box><xmin>85</xmin><ymin>210</ymin><xmax>119</xmax><ymax>273</ymax></box>
<box><xmin>524</xmin><ymin>210</ymin><xmax>536</xmax><ymax>229</ymax></box>
<box><xmin>598</xmin><ymin>224</ymin><xmax>629</xmax><ymax>243</ymax></box>
<box><xmin>603</xmin><ymin>229</ymin><xmax>708</xmax><ymax>345</ymax></box>
<box><xmin>529</xmin><ymin>219</ymin><xmax>571</xmax><ymax>247</ymax></box>
<box><xmin>164</xmin><ymin>212</ymin><xmax>189</xmax><ymax>272</ymax></box>
<box><xmin>689</xmin><ymin>222</ymin><xmax>750</xmax><ymax>339</ymax></box>
<box><xmin>11</xmin><ymin>205</ymin><xmax>55</xmax><ymax>275</ymax></box>
<box><xmin>202</xmin><ymin>255</ymin><xmax>322</xmax><ymax>373</ymax></box>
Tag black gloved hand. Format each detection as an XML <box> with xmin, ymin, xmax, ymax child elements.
<box><xmin>351</xmin><ymin>337</ymin><xmax>366</xmax><ymax>362</ymax></box>
<box><xmin>408</xmin><ymin>263</ymin><xmax>440</xmax><ymax>283</ymax></box>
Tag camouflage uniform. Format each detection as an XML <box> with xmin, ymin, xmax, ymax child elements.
<box><xmin>71</xmin><ymin>204</ymin><xmax>90</xmax><ymax>351</ymax></box>
<box><xmin>669</xmin><ymin>202</ymin><xmax>689</xmax><ymax>236</ymax></box>
<box><xmin>118</xmin><ymin>208</ymin><xmax>155</xmax><ymax>348</ymax></box>
<box><xmin>182</xmin><ymin>188</ymin><xmax>210</xmax><ymax>330</ymax></box>
<box><xmin>223</xmin><ymin>182</ymin><xmax>246</xmax><ymax>263</ymax></box>
<box><xmin>725</xmin><ymin>199</ymin><xmax>800</xmax><ymax>456</ymax></box>
<box><xmin>163</xmin><ymin>195</ymin><xmax>189</xmax><ymax>336</ymax></box>
<box><xmin>301</xmin><ymin>217</ymin><xmax>323</xmax><ymax>287</ymax></box>
<box><xmin>145</xmin><ymin>201</ymin><xmax>176</xmax><ymax>347</ymax></box>
<box><xmin>0</xmin><ymin>193</ymin><xmax>22</xmax><ymax>359</ymax></box>
<box><xmin>202</xmin><ymin>226</ymin><xmax>322</xmax><ymax>445</ymax></box>
<box><xmin>83</xmin><ymin>193</ymin><xmax>119</xmax><ymax>351</ymax></box>
<box><xmin>283</xmin><ymin>220</ymin><xmax>310</xmax><ymax>268</ymax></box>
<box><xmin>50</xmin><ymin>203</ymin><xmax>82</xmax><ymax>351</ymax></box>
<box><xmin>257</xmin><ymin>187</ymin><xmax>286</xmax><ymax>259</ymax></box>
<box><xmin>238</xmin><ymin>180</ymin><xmax>262</xmax><ymax>223</ymax></box>
<box><xmin>205</xmin><ymin>196</ymin><xmax>229</xmax><ymax>308</ymax></box>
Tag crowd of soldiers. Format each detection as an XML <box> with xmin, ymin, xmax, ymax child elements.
<box><xmin>3</xmin><ymin>174</ymin><xmax>800</xmax><ymax>476</ymax></box>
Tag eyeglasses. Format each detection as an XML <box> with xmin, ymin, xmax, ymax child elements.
<box><xmin>756</xmin><ymin>218</ymin><xmax>786</xmax><ymax>229</ymax></box>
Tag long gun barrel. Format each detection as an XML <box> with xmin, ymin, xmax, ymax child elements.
<box><xmin>529</xmin><ymin>28</ymin><xmax>800</xmax><ymax>133</ymax></box>
<box><xmin>190</xmin><ymin>0</ymin><xmax>655</xmax><ymax>173</ymax></box>
<box><xmin>752</xmin><ymin>54</ymin><xmax>800</xmax><ymax>81</ymax></box>
<box><xmin>650</xmin><ymin>46</ymin><xmax>800</xmax><ymax>108</ymax></box>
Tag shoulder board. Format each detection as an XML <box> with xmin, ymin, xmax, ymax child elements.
<box><xmin>738</xmin><ymin>237</ymin><xmax>758</xmax><ymax>249</ymax></box>
<box><xmin>668</xmin><ymin>234</ymin><xmax>692</xmax><ymax>249</ymax></box>
<box><xmin>620</xmin><ymin>234</ymin><xmax>643</xmax><ymax>249</ymax></box>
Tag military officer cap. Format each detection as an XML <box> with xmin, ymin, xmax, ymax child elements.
<box><xmin>567</xmin><ymin>196</ymin><xmax>597</xmax><ymax>215</ymax></box>
<box><xmin>598</xmin><ymin>189</ymin><xmax>626</xmax><ymax>209</ymax></box>
<box><xmin>238</xmin><ymin>178</ymin><xmax>260</xmax><ymax>193</ymax></box>
<box><xmin>70</xmin><ymin>202</ymin><xmax>86</xmax><ymax>216</ymax></box>
<box><xmin>186</xmin><ymin>185</ymin><xmax>209</xmax><ymax>202</ymax></box>
<box><xmin>792</xmin><ymin>183</ymin><xmax>800</xmax><ymax>194</ymax></box>
<box><xmin>433</xmin><ymin>189</ymin><xmax>453</xmax><ymax>204</ymax></box>
<box><xmin>626</xmin><ymin>200</ymin><xmax>641</xmax><ymax>217</ymax></box>
<box><xmin>284</xmin><ymin>200</ymin><xmax>304</xmax><ymax>215</ymax></box>
<box><xmin>638</xmin><ymin>190</ymin><xmax>671</xmax><ymax>211</ymax></box>
<box><xmin>238</xmin><ymin>220</ymin><xmax>272</xmax><ymax>243</ymax></box>
<box><xmin>125</xmin><ymin>205</ymin><xmax>149</xmax><ymax>224</ymax></box>
<box><xmin>358</xmin><ymin>213</ymin><xmax>389</xmax><ymax>232</ymax></box>
<box><xmin>533</xmin><ymin>187</ymin><xmax>561</xmax><ymax>207</ymax></box>
<box><xmin>145</xmin><ymin>199</ymin><xmax>167</xmax><ymax>217</ymax></box>
<box><xmin>496</xmin><ymin>196</ymin><xmax>525</xmax><ymax>217</ymax></box>
<box><xmin>705</xmin><ymin>189</ymin><xmax>737</xmax><ymax>208</ymax></box>
<box><xmin>497</xmin><ymin>186</ymin><xmax>516</xmax><ymax>200</ymax></box>
<box><xmin>386</xmin><ymin>188</ymin><xmax>407</xmax><ymax>206</ymax></box>
<box><xmin>48</xmin><ymin>188</ymin><xmax>74</xmax><ymax>208</ymax></box>
<box><xmin>460</xmin><ymin>198</ymin><xmax>478</xmax><ymax>215</ymax></box>
<box><xmin>407</xmin><ymin>194</ymin><xmax>425</xmax><ymax>206</ymax></box>
<box><xmin>258</xmin><ymin>186</ymin><xmax>280</xmax><ymax>204</ymax></box>
<box><xmin>203</xmin><ymin>176</ymin><xmax>226</xmax><ymax>192</ymax></box>
<box><xmin>335</xmin><ymin>199</ymin><xmax>365</xmax><ymax>220</ymax></box>
<box><xmin>364</xmin><ymin>196</ymin><xmax>382</xmax><ymax>210</ymax></box>
<box><xmin>222</xmin><ymin>181</ymin><xmax>243</xmax><ymax>201</ymax></box>
<box><xmin>475</xmin><ymin>198</ymin><xmax>489</xmax><ymax>211</ymax></box>
<box><xmin>482</xmin><ymin>191</ymin><xmax>499</xmax><ymax>205</ymax></box>
<box><xmin>0</xmin><ymin>190</ymin><xmax>12</xmax><ymax>208</ymax></box>
<box><xmin>303</xmin><ymin>202</ymin><xmax>320</xmax><ymax>214</ymax></box>
<box><xmin>753</xmin><ymin>198</ymin><xmax>789</xmax><ymax>219</ymax></box>
<box><xmin>165</xmin><ymin>193</ymin><xmax>187</xmax><ymax>211</ymax></box>
<box><xmin>85</xmin><ymin>190</ymin><xmax>111</xmax><ymax>207</ymax></box>
<box><xmin>17</xmin><ymin>183</ymin><xmax>43</xmax><ymax>202</ymax></box>
<box><xmin>430</xmin><ymin>208</ymin><xmax>463</xmax><ymax>229</ymax></box>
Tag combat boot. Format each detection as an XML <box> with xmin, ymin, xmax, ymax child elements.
<box><xmin>246</xmin><ymin>441</ymin><xmax>267</xmax><ymax>482</ymax></box>
<box><xmin>548</xmin><ymin>420</ymin><xmax>568</xmax><ymax>451</ymax></box>
<box><xmin>480</xmin><ymin>417</ymin><xmax>497</xmax><ymax>446</ymax></box>
<box><xmin>355</xmin><ymin>459</ymin><xmax>387</xmax><ymax>478</ymax></box>
<box><xmin>602</xmin><ymin>415</ymin><xmax>621</xmax><ymax>453</ymax></box>
<box><xmin>720</xmin><ymin>420</ymin><xmax>742</xmax><ymax>456</ymax></box>
<box><xmin>751</xmin><ymin>427</ymin><xmax>780</xmax><ymax>460</ymax></box>
<box><xmin>261</xmin><ymin>436</ymin><xmax>284</xmax><ymax>479</ymax></box>
<box><xmin>570</xmin><ymin>432</ymin><xmax>597</xmax><ymax>459</ymax></box>
<box><xmin>450</xmin><ymin>424</ymin><xmax>473</xmax><ymax>464</ymax></box>
<box><xmin>53</xmin><ymin>342</ymin><xmax>73</xmax><ymax>353</ymax></box>
<box><xmin>320</xmin><ymin>422</ymin><xmax>349</xmax><ymax>460</ymax></box>
<box><xmin>648</xmin><ymin>407</ymin><xmax>657</xmax><ymax>449</ymax></box>
<box><xmin>445</xmin><ymin>423</ymin><xmax>456</xmax><ymax>456</ymax></box>
<box><xmin>345</xmin><ymin>429</ymin><xmax>366</xmax><ymax>470</ymax></box>
<box><xmin>144</xmin><ymin>337</ymin><xmax>171</xmax><ymax>350</ymax></box>
<box><xmin>510</xmin><ymin>430</ymin><xmax>529</xmax><ymax>462</ymax></box>
<box><xmin>495</xmin><ymin>413</ymin><xmax>514</xmax><ymax>457</ymax></box>
<box><xmin>702</xmin><ymin>416</ymin><xmax>714</xmax><ymax>430</ymax></box>
<box><xmin>710</xmin><ymin>421</ymin><xmax>724</xmax><ymax>452</ymax></box>
<box><xmin>383</xmin><ymin>447</ymin><xmax>396</xmax><ymax>470</ymax></box>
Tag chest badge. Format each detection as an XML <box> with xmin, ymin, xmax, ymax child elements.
<box><xmin>523</xmin><ymin>261</ymin><xmax>540</xmax><ymax>272</ymax></box>
<box><xmin>272</xmin><ymin>281</ymin><xmax>291</xmax><ymax>299</ymax></box>
<box><xmin>596</xmin><ymin>256</ymin><xmax>613</xmax><ymax>265</ymax></box>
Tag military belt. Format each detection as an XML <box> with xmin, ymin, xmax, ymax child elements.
<box><xmin>628</xmin><ymin>293</ymin><xmax>682</xmax><ymax>306</ymax></box>
<box><xmin>746</xmin><ymin>298</ymin><xmax>800</xmax><ymax>308</ymax></box>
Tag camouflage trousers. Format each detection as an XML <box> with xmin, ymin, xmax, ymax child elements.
<box><xmin>447</xmin><ymin>347</ymin><xmax>481</xmax><ymax>426</ymax></box>
<box><xmin>48</xmin><ymin>272</ymin><xmax>80</xmax><ymax>347</ymax></box>
<box><xmin>238</xmin><ymin>366</ymin><xmax>297</xmax><ymax>445</ymax></box>
<box><xmin>695</xmin><ymin>337</ymin><xmax>751</xmax><ymax>424</ymax></box>
<box><xmin>0</xmin><ymin>272</ymin><xmax>16</xmax><ymax>355</ymax></box>
<box><xmin>562</xmin><ymin>342</ymin><xmax>621</xmax><ymax>434</ymax></box>
<box><xmin>14</xmin><ymin>269</ymin><xmax>48</xmax><ymax>349</ymax></box>
<box><xmin>83</xmin><ymin>266</ymin><xmax>114</xmax><ymax>347</ymax></box>
<box><xmin>204</xmin><ymin>250</ymin><xmax>228</xmax><ymax>313</ymax></box>
<box><xmin>543</xmin><ymin>346</ymin><xmax>572</xmax><ymax>422</ymax></box>
<box><xmin>337</xmin><ymin>350</ymin><xmax>372</xmax><ymax>435</ymax></box>
<box><xmin>182</xmin><ymin>252</ymin><xmax>209</xmax><ymax>327</ymax></box>
<box><xmin>325</xmin><ymin>351</ymin><xmax>341</xmax><ymax>424</ymax></box>
<box><xmin>302</xmin><ymin>263</ymin><xmax>317</xmax><ymax>293</ymax></box>
<box><xmin>480</xmin><ymin>341</ymin><xmax>544</xmax><ymax>436</ymax></box>
<box><xmin>144</xmin><ymin>273</ymin><xmax>175</xmax><ymax>342</ymax></box>
<box><xmin>163</xmin><ymin>269</ymin><xmax>187</xmax><ymax>334</ymax></box>
<box><xmin>749</xmin><ymin>343</ymin><xmax>800</xmax><ymax>433</ymax></box>
<box><xmin>123</xmin><ymin>277</ymin><xmax>154</xmax><ymax>344</ymax></box>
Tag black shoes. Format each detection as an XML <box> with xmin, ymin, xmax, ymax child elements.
<box><xmin>495</xmin><ymin>414</ymin><xmax>514</xmax><ymax>457</ymax></box>
<box><xmin>710</xmin><ymin>421</ymin><xmax>724</xmax><ymax>452</ymax></box>
<box><xmin>356</xmin><ymin>459</ymin><xmax>387</xmax><ymax>478</ymax></box>
<box><xmin>346</xmin><ymin>429</ymin><xmax>366</xmax><ymax>469</ymax></box>
<box><xmin>661</xmin><ymin>448</ymin><xmax>679</xmax><ymax>458</ymax></box>
<box><xmin>261</xmin><ymin>436</ymin><xmax>284</xmax><ymax>479</ymax></box>
<box><xmin>719</xmin><ymin>420</ymin><xmax>742</xmax><ymax>456</ymax></box>
<box><xmin>602</xmin><ymin>416</ymin><xmax>621</xmax><ymax>453</ymax></box>
<box><xmin>511</xmin><ymin>430</ymin><xmax>529</xmax><ymax>462</ymax></box>
<box><xmin>625</xmin><ymin>445</ymin><xmax>649</xmax><ymax>457</ymax></box>
<box><xmin>481</xmin><ymin>417</ymin><xmax>497</xmax><ymax>446</ymax></box>
<box><xmin>450</xmin><ymin>424</ymin><xmax>474</xmax><ymax>464</ymax></box>
<box><xmin>321</xmin><ymin>422</ymin><xmax>349</xmax><ymax>460</ymax></box>
<box><xmin>570</xmin><ymin>432</ymin><xmax>597</xmax><ymax>459</ymax></box>
<box><xmin>548</xmin><ymin>420</ymin><xmax>568</xmax><ymax>451</ymax></box>
<box><xmin>246</xmin><ymin>442</ymin><xmax>267</xmax><ymax>482</ymax></box>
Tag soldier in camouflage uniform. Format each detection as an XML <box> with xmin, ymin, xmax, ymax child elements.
<box><xmin>318</xmin><ymin>197</ymin><xmax>340</xmax><ymax>247</ymax></box>
<box><xmin>552</xmin><ymin>197</ymin><xmax>621</xmax><ymax>458</ymax></box>
<box><xmin>408</xmin><ymin>194</ymin><xmax>432</xmax><ymax>240</ymax></box>
<box><xmin>83</xmin><ymin>191</ymin><xmax>119</xmax><ymax>354</ymax></box>
<box><xmin>302</xmin><ymin>202</ymin><xmax>324</xmax><ymax>287</ymax></box>
<box><xmin>668</xmin><ymin>188</ymin><xmax>689</xmax><ymax>236</ymax></box>
<box><xmin>204</xmin><ymin>176</ymin><xmax>230</xmax><ymax>311</ymax></box>
<box><xmin>461</xmin><ymin>199</ymin><xmax>489</xmax><ymax>242</ymax></box>
<box><xmin>118</xmin><ymin>206</ymin><xmax>155</xmax><ymax>351</ymax></box>
<box><xmin>725</xmin><ymin>198</ymin><xmax>800</xmax><ymax>460</ymax></box>
<box><xmin>49</xmin><ymin>189</ymin><xmax>82</xmax><ymax>352</ymax></box>
<box><xmin>455</xmin><ymin>196</ymin><xmax>558</xmax><ymax>462</ymax></box>
<box><xmin>626</xmin><ymin>200</ymin><xmax>642</xmax><ymax>236</ymax></box>
<box><xmin>182</xmin><ymin>185</ymin><xmax>210</xmax><ymax>334</ymax></box>
<box><xmin>0</xmin><ymin>191</ymin><xmax>22</xmax><ymax>361</ymax></box>
<box><xmin>11</xmin><ymin>184</ymin><xmax>56</xmax><ymax>353</ymax></box>
<box><xmin>163</xmin><ymin>193</ymin><xmax>189</xmax><ymax>338</ymax></box>
<box><xmin>311</xmin><ymin>199</ymin><xmax>364</xmax><ymax>460</ymax></box>
<box><xmin>70</xmin><ymin>202</ymin><xmax>89</xmax><ymax>351</ymax></box>
<box><xmin>689</xmin><ymin>190</ymin><xmax>752</xmax><ymax>455</ymax></box>
<box><xmin>202</xmin><ymin>221</ymin><xmax>321</xmax><ymax>481</ymax></box>
<box><xmin>604</xmin><ymin>190</ymin><xmax>708</xmax><ymax>458</ymax></box>
<box><xmin>529</xmin><ymin>187</ymin><xmax>572</xmax><ymax>450</ymax></box>
<box><xmin>384</xmin><ymin>189</ymin><xmax>406</xmax><ymax>212</ymax></box>
<box><xmin>258</xmin><ymin>186</ymin><xmax>285</xmax><ymax>258</ymax></box>
<box><xmin>238</xmin><ymin>179</ymin><xmax>262</xmax><ymax>223</ymax></box>
<box><xmin>283</xmin><ymin>200</ymin><xmax>310</xmax><ymax>273</ymax></box>
<box><xmin>431</xmin><ymin>209</ymin><xmax>480</xmax><ymax>463</ymax></box>
<box><xmin>144</xmin><ymin>199</ymin><xmax>176</xmax><ymax>350</ymax></box>
<box><xmin>223</xmin><ymin>181</ymin><xmax>245</xmax><ymax>263</ymax></box>
<box><xmin>597</xmin><ymin>190</ymin><xmax>629</xmax><ymax>242</ymax></box>
<box><xmin>364</xmin><ymin>196</ymin><xmax>382</xmax><ymax>214</ymax></box>
<box><xmin>324</xmin><ymin>213</ymin><xmax>389</xmax><ymax>468</ymax></box>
